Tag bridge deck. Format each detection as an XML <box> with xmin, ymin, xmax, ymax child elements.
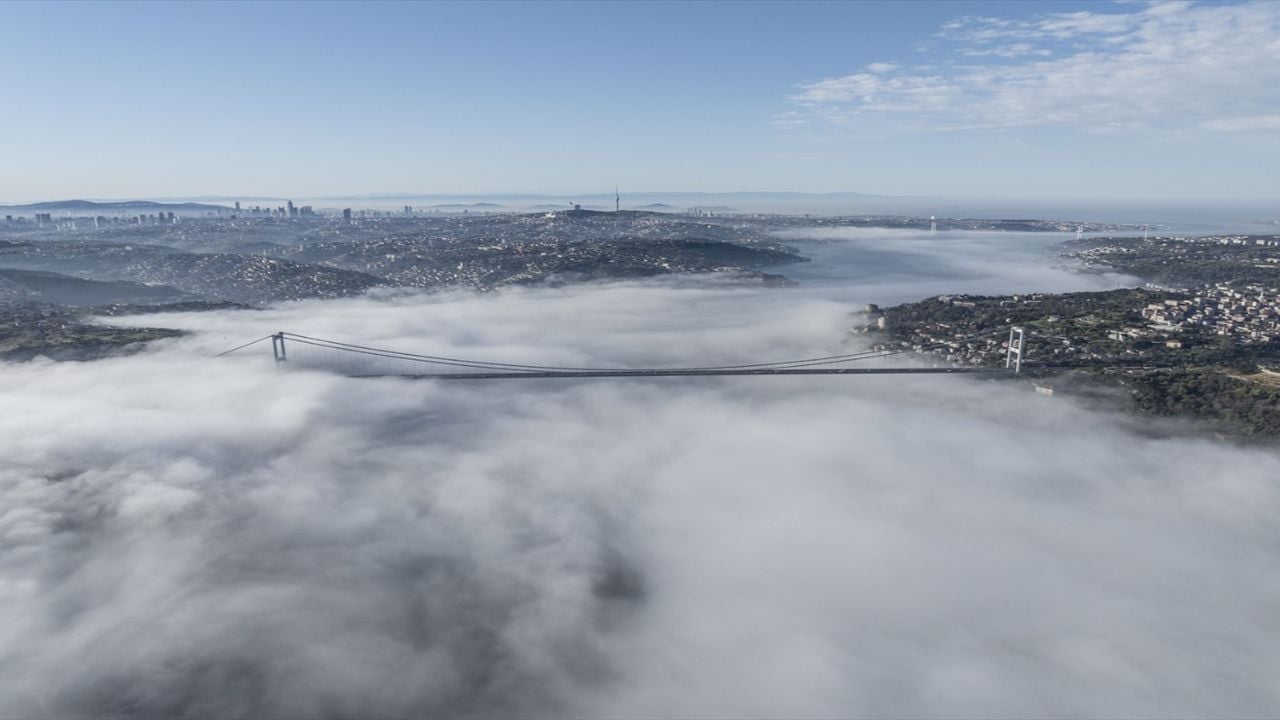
<box><xmin>344</xmin><ymin>367</ymin><xmax>1008</xmax><ymax>380</ymax></box>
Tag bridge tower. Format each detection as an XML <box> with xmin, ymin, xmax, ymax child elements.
<box><xmin>272</xmin><ymin>332</ymin><xmax>288</xmax><ymax>364</ymax></box>
<box><xmin>1005</xmin><ymin>326</ymin><xmax>1025</xmax><ymax>373</ymax></box>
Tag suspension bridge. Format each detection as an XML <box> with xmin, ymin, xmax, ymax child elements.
<box><xmin>215</xmin><ymin>327</ymin><xmax>1032</xmax><ymax>379</ymax></box>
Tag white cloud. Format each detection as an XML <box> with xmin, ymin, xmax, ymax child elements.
<box><xmin>936</xmin><ymin>8</ymin><xmax>1141</xmax><ymax>45</ymax></box>
<box><xmin>792</xmin><ymin>72</ymin><xmax>961</xmax><ymax>112</ymax></box>
<box><xmin>788</xmin><ymin>1</ymin><xmax>1280</xmax><ymax>133</ymax></box>
<box><xmin>770</xmin><ymin>110</ymin><xmax>810</xmax><ymax>128</ymax></box>
<box><xmin>959</xmin><ymin>42</ymin><xmax>1053</xmax><ymax>59</ymax></box>
<box><xmin>1204</xmin><ymin>114</ymin><xmax>1280</xmax><ymax>131</ymax></box>
<box><xmin>1</xmin><ymin>270</ymin><xmax>1279</xmax><ymax>716</ymax></box>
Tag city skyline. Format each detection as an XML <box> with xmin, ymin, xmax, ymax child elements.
<box><xmin>2</xmin><ymin>0</ymin><xmax>1278</xmax><ymax>202</ymax></box>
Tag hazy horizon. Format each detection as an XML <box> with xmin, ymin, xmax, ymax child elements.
<box><xmin>6</xmin><ymin>190</ymin><xmax>1276</xmax><ymax>229</ymax></box>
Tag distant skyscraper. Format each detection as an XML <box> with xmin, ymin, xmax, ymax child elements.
<box><xmin>342</xmin><ymin>208</ymin><xmax>352</xmax><ymax>221</ymax></box>
<box><xmin>235</xmin><ymin>201</ymin><xmax>241</xmax><ymax>212</ymax></box>
<box><xmin>616</xmin><ymin>186</ymin><xmax>620</xmax><ymax>212</ymax></box>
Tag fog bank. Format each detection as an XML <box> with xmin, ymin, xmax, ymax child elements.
<box><xmin>774</xmin><ymin>227</ymin><xmax>1139</xmax><ymax>306</ymax></box>
<box><xmin>2</xmin><ymin>281</ymin><xmax>1279</xmax><ymax>717</ymax></box>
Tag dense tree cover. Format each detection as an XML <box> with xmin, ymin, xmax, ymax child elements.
<box><xmin>0</xmin><ymin>302</ymin><xmax>183</xmax><ymax>362</ymax></box>
<box><xmin>1061</xmin><ymin>236</ymin><xmax>1280</xmax><ymax>287</ymax></box>
<box><xmin>879</xmin><ymin>288</ymin><xmax>1280</xmax><ymax>439</ymax></box>
<box><xmin>883</xmin><ymin>288</ymin><xmax>1176</xmax><ymax>332</ymax></box>
<box><xmin>1126</xmin><ymin>370</ymin><xmax>1280</xmax><ymax>438</ymax></box>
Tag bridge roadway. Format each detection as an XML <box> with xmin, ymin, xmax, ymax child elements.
<box><xmin>231</xmin><ymin>332</ymin><xmax>1155</xmax><ymax>380</ymax></box>
<box><xmin>255</xmin><ymin>330</ymin><xmax>1120</xmax><ymax>379</ymax></box>
<box><xmin>345</xmin><ymin>367</ymin><xmax>1009</xmax><ymax>380</ymax></box>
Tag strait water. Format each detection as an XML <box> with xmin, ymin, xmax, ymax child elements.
<box><xmin>775</xmin><ymin>228</ymin><xmax>1135</xmax><ymax>307</ymax></box>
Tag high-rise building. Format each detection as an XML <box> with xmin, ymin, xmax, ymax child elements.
<box><xmin>342</xmin><ymin>208</ymin><xmax>352</xmax><ymax>220</ymax></box>
<box><xmin>235</xmin><ymin>201</ymin><xmax>241</xmax><ymax>211</ymax></box>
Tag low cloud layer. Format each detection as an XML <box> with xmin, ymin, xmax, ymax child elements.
<box><xmin>3</xmin><ymin>277</ymin><xmax>1280</xmax><ymax>717</ymax></box>
<box><xmin>776</xmin><ymin>227</ymin><xmax>1138</xmax><ymax>304</ymax></box>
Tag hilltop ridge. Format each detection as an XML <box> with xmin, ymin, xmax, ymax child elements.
<box><xmin>0</xmin><ymin>199</ymin><xmax>229</xmax><ymax>213</ymax></box>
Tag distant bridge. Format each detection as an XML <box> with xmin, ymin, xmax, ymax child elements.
<box><xmin>218</xmin><ymin>328</ymin><xmax>1032</xmax><ymax>379</ymax></box>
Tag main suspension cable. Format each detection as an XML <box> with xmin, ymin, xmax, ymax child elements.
<box><xmin>212</xmin><ymin>334</ymin><xmax>275</xmax><ymax>358</ymax></box>
<box><xmin>276</xmin><ymin>325</ymin><xmax>1011</xmax><ymax>374</ymax></box>
<box><xmin>282</xmin><ymin>331</ymin><xmax>916</xmax><ymax>372</ymax></box>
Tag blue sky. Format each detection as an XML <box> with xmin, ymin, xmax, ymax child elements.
<box><xmin>1</xmin><ymin>0</ymin><xmax>1277</xmax><ymax>202</ymax></box>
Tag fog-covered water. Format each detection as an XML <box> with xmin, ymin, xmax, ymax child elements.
<box><xmin>2</xmin><ymin>230</ymin><xmax>1279</xmax><ymax>718</ymax></box>
<box><xmin>776</xmin><ymin>228</ymin><xmax>1135</xmax><ymax>305</ymax></box>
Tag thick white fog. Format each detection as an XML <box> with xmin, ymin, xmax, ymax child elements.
<box><xmin>3</xmin><ymin>260</ymin><xmax>1280</xmax><ymax>716</ymax></box>
<box><xmin>776</xmin><ymin>227</ymin><xmax>1141</xmax><ymax>305</ymax></box>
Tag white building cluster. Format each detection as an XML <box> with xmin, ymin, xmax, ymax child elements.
<box><xmin>1142</xmin><ymin>283</ymin><xmax>1280</xmax><ymax>343</ymax></box>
